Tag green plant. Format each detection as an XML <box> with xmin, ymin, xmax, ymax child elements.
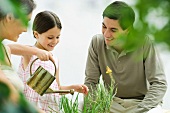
<box><xmin>56</xmin><ymin>66</ymin><xmax>116</xmax><ymax>113</ymax></box>
<box><xmin>83</xmin><ymin>84</ymin><xmax>116</xmax><ymax>113</ymax></box>
<box><xmin>56</xmin><ymin>81</ymin><xmax>116</xmax><ymax>113</ymax></box>
<box><xmin>58</xmin><ymin>94</ymin><xmax>81</xmax><ymax>113</ymax></box>
<box><xmin>0</xmin><ymin>43</ymin><xmax>4</xmax><ymax>61</ymax></box>
<box><xmin>0</xmin><ymin>82</ymin><xmax>38</xmax><ymax>113</ymax></box>
<box><xmin>82</xmin><ymin>66</ymin><xmax>117</xmax><ymax>113</ymax></box>
<box><xmin>0</xmin><ymin>0</ymin><xmax>29</xmax><ymax>26</ymax></box>
<box><xmin>134</xmin><ymin>0</ymin><xmax>170</xmax><ymax>48</ymax></box>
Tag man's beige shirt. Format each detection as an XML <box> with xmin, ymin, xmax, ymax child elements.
<box><xmin>84</xmin><ymin>34</ymin><xmax>167</xmax><ymax>110</ymax></box>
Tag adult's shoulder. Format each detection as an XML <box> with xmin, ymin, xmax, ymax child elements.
<box><xmin>141</xmin><ymin>35</ymin><xmax>156</xmax><ymax>51</ymax></box>
<box><xmin>91</xmin><ymin>34</ymin><xmax>104</xmax><ymax>45</ymax></box>
<box><xmin>143</xmin><ymin>35</ymin><xmax>155</xmax><ymax>46</ymax></box>
<box><xmin>88</xmin><ymin>34</ymin><xmax>105</xmax><ymax>52</ymax></box>
<box><xmin>92</xmin><ymin>34</ymin><xmax>104</xmax><ymax>40</ymax></box>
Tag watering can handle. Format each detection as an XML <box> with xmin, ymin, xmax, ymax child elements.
<box><xmin>30</xmin><ymin>58</ymin><xmax>57</xmax><ymax>77</ymax></box>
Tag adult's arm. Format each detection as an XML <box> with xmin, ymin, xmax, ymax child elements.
<box><xmin>136</xmin><ymin>37</ymin><xmax>167</xmax><ymax>112</ymax></box>
<box><xmin>7</xmin><ymin>43</ymin><xmax>55</xmax><ymax>62</ymax></box>
<box><xmin>84</xmin><ymin>35</ymin><xmax>101</xmax><ymax>92</ymax></box>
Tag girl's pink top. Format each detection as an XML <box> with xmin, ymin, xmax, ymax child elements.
<box><xmin>18</xmin><ymin>55</ymin><xmax>60</xmax><ymax>113</ymax></box>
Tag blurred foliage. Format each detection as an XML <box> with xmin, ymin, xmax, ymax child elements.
<box><xmin>0</xmin><ymin>0</ymin><xmax>29</xmax><ymax>27</ymax></box>
<box><xmin>132</xmin><ymin>0</ymin><xmax>170</xmax><ymax>49</ymax></box>
<box><xmin>0</xmin><ymin>43</ymin><xmax>4</xmax><ymax>61</ymax></box>
<box><xmin>0</xmin><ymin>0</ymin><xmax>30</xmax><ymax>61</ymax></box>
<box><xmin>0</xmin><ymin>82</ymin><xmax>38</xmax><ymax>113</ymax></box>
<box><xmin>0</xmin><ymin>82</ymin><xmax>11</xmax><ymax>103</ymax></box>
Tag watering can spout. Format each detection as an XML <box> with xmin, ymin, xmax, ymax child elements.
<box><xmin>46</xmin><ymin>88</ymin><xmax>74</xmax><ymax>95</ymax></box>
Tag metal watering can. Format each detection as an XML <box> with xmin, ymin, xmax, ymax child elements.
<box><xmin>27</xmin><ymin>58</ymin><xmax>74</xmax><ymax>96</ymax></box>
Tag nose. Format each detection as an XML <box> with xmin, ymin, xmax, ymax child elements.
<box><xmin>54</xmin><ymin>38</ymin><xmax>59</xmax><ymax>44</ymax></box>
<box><xmin>104</xmin><ymin>29</ymin><xmax>112</xmax><ymax>38</ymax></box>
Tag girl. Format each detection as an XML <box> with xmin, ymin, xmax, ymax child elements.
<box><xmin>9</xmin><ymin>11</ymin><xmax>88</xmax><ymax>113</ymax></box>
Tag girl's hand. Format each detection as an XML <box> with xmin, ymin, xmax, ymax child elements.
<box><xmin>73</xmin><ymin>84</ymin><xmax>89</xmax><ymax>95</ymax></box>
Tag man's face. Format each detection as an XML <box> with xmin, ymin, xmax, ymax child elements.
<box><xmin>102</xmin><ymin>17</ymin><xmax>128</xmax><ymax>49</ymax></box>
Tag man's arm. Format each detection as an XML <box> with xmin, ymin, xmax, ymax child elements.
<box><xmin>84</xmin><ymin>36</ymin><xmax>101</xmax><ymax>92</ymax></box>
<box><xmin>136</xmin><ymin>37</ymin><xmax>167</xmax><ymax>112</ymax></box>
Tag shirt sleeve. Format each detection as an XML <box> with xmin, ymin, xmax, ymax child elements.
<box><xmin>84</xmin><ymin>35</ymin><xmax>101</xmax><ymax>92</ymax></box>
<box><xmin>136</xmin><ymin>36</ymin><xmax>167</xmax><ymax>112</ymax></box>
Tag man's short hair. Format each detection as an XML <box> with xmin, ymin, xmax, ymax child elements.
<box><xmin>103</xmin><ymin>1</ymin><xmax>135</xmax><ymax>30</ymax></box>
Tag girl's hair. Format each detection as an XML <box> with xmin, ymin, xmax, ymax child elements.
<box><xmin>102</xmin><ymin>1</ymin><xmax>135</xmax><ymax>30</ymax></box>
<box><xmin>32</xmin><ymin>11</ymin><xmax>62</xmax><ymax>37</ymax></box>
<box><xmin>0</xmin><ymin>0</ymin><xmax>36</xmax><ymax>20</ymax></box>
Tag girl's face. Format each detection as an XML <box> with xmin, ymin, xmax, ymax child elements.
<box><xmin>4</xmin><ymin>13</ymin><xmax>32</xmax><ymax>42</ymax></box>
<box><xmin>34</xmin><ymin>26</ymin><xmax>61</xmax><ymax>51</ymax></box>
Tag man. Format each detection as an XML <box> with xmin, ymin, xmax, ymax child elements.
<box><xmin>84</xmin><ymin>1</ymin><xmax>167</xmax><ymax>113</ymax></box>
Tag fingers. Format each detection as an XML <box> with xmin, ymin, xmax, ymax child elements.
<box><xmin>82</xmin><ymin>85</ymin><xmax>89</xmax><ymax>95</ymax></box>
<box><xmin>77</xmin><ymin>85</ymin><xmax>89</xmax><ymax>95</ymax></box>
<box><xmin>37</xmin><ymin>50</ymin><xmax>54</xmax><ymax>62</ymax></box>
<box><xmin>38</xmin><ymin>54</ymin><xmax>49</xmax><ymax>61</ymax></box>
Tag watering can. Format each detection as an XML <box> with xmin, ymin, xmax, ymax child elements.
<box><xmin>27</xmin><ymin>58</ymin><xmax>74</xmax><ymax>96</ymax></box>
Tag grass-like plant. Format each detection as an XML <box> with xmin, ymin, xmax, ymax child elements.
<box><xmin>59</xmin><ymin>94</ymin><xmax>81</xmax><ymax>113</ymax></box>
<box><xmin>52</xmin><ymin>66</ymin><xmax>116</xmax><ymax>113</ymax></box>
<box><xmin>82</xmin><ymin>66</ymin><xmax>117</xmax><ymax>113</ymax></box>
<box><xmin>82</xmin><ymin>84</ymin><xmax>116</xmax><ymax>113</ymax></box>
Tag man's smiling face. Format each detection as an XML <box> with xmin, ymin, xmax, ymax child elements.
<box><xmin>102</xmin><ymin>17</ymin><xmax>128</xmax><ymax>50</ymax></box>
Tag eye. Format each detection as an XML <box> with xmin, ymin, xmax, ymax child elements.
<box><xmin>111</xmin><ymin>29</ymin><xmax>118</xmax><ymax>32</ymax></box>
<box><xmin>48</xmin><ymin>37</ymin><xmax>53</xmax><ymax>39</ymax></box>
<box><xmin>102</xmin><ymin>24</ymin><xmax>106</xmax><ymax>29</ymax></box>
<box><xmin>56</xmin><ymin>36</ymin><xmax>60</xmax><ymax>39</ymax></box>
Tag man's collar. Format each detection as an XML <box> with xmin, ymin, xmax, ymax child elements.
<box><xmin>106</xmin><ymin>44</ymin><xmax>135</xmax><ymax>55</ymax></box>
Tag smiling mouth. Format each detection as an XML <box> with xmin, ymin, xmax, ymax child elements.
<box><xmin>105</xmin><ymin>38</ymin><xmax>114</xmax><ymax>41</ymax></box>
<box><xmin>48</xmin><ymin>44</ymin><xmax>55</xmax><ymax>47</ymax></box>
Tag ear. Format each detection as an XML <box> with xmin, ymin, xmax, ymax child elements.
<box><xmin>125</xmin><ymin>29</ymin><xmax>129</xmax><ymax>34</ymax></box>
<box><xmin>124</xmin><ymin>27</ymin><xmax>131</xmax><ymax>35</ymax></box>
<box><xmin>33</xmin><ymin>31</ymin><xmax>39</xmax><ymax>39</ymax></box>
<box><xmin>125</xmin><ymin>26</ymin><xmax>134</xmax><ymax>33</ymax></box>
<box><xmin>6</xmin><ymin>13</ymin><xmax>15</xmax><ymax>22</ymax></box>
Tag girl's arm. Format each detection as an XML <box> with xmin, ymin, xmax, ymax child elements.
<box><xmin>56</xmin><ymin>64</ymin><xmax>88</xmax><ymax>95</ymax></box>
<box><xmin>59</xmin><ymin>84</ymin><xmax>89</xmax><ymax>95</ymax></box>
<box><xmin>7</xmin><ymin>44</ymin><xmax>55</xmax><ymax>62</ymax></box>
